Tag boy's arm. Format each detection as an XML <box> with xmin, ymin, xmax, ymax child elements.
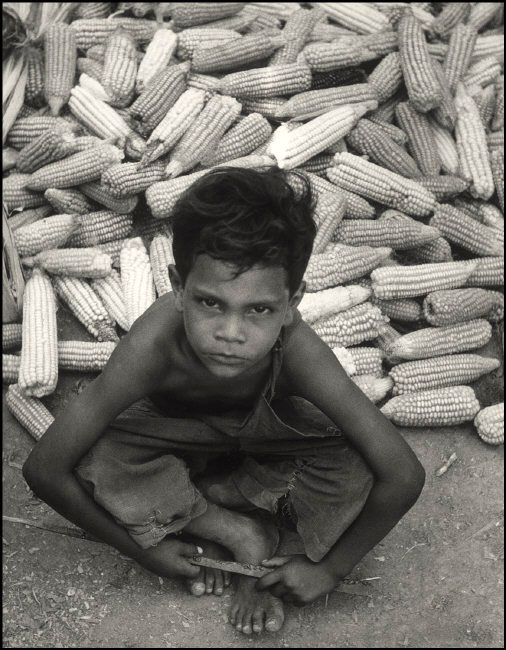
<box><xmin>257</xmin><ymin>321</ymin><xmax>425</xmax><ymax>603</ymax></box>
<box><xmin>22</xmin><ymin>328</ymin><xmax>201</xmax><ymax>578</ymax></box>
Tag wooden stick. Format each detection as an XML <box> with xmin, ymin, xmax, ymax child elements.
<box><xmin>188</xmin><ymin>555</ymin><xmax>271</xmax><ymax>578</ymax></box>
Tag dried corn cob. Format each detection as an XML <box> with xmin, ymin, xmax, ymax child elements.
<box><xmin>298</xmin><ymin>154</ymin><xmax>335</xmax><ymax>178</ymax></box>
<box><xmin>3</xmin><ymin>174</ymin><xmax>46</xmax><ymax>211</ymax></box>
<box><xmin>70</xmin><ymin>18</ymin><xmax>157</xmax><ymax>49</ymax></box>
<box><xmin>57</xmin><ymin>340</ymin><xmax>116</xmax><ymax>371</ymax></box>
<box><xmin>6</xmin><ymin>384</ymin><xmax>54</xmax><ymax>440</ymax></box>
<box><xmin>16</xmin><ymin>104</ymin><xmax>38</xmax><ymax>120</ymax></box>
<box><xmin>175</xmin><ymin>27</ymin><xmax>242</xmax><ymax>60</ymax></box>
<box><xmin>136</xmin><ymin>28</ymin><xmax>178</xmax><ymax>94</ymax></box>
<box><xmin>25</xmin><ymin>46</ymin><xmax>45</xmax><ymax>108</ymax></box>
<box><xmin>120</xmin><ymin>237</ymin><xmax>156</xmax><ymax>328</ymax></box>
<box><xmin>270</xmin><ymin>103</ymin><xmax>372</xmax><ymax>171</ymax></box>
<box><xmin>202</xmin><ymin>113</ymin><xmax>272</xmax><ymax>166</ymax></box>
<box><xmin>101</xmin><ymin>29</ymin><xmax>138</xmax><ymax>107</ymax></box>
<box><xmin>311</xmin><ymin>191</ymin><xmax>347</xmax><ymax>255</ymax></box>
<box><xmin>305</xmin><ymin>243</ymin><xmax>392</xmax><ymax>292</ymax></box>
<box><xmin>311</xmin><ymin>3</ymin><xmax>390</xmax><ymax>34</ymax></box>
<box><xmin>301</xmin><ymin>39</ymin><xmax>381</xmax><ymax>73</ymax></box>
<box><xmin>130</xmin><ymin>63</ymin><xmax>191</xmax><ymax>135</ymax></box>
<box><xmin>299</xmin><ymin>285</ymin><xmax>371</xmax><ymax>325</ymax></box>
<box><xmin>429</xmin><ymin>58</ymin><xmax>458</xmax><ymax>131</ymax></box>
<box><xmin>269</xmin><ymin>8</ymin><xmax>322</xmax><ymax>66</ymax></box>
<box><xmin>165</xmin><ymin>95</ymin><xmax>242</xmax><ymax>177</ymax></box>
<box><xmin>333</xmin><ymin>216</ymin><xmax>439</xmax><ymax>250</ymax></box>
<box><xmin>429</xmin><ymin>2</ymin><xmax>471</xmax><ymax>39</ymax></box>
<box><xmin>369</xmin><ymin>120</ymin><xmax>408</xmax><ymax>146</ymax></box>
<box><xmin>347</xmin><ymin>347</ymin><xmax>383</xmax><ymax>377</ymax></box>
<box><xmin>480</xmin><ymin>204</ymin><xmax>504</xmax><ymax>231</ymax></box>
<box><xmin>332</xmin><ymin>346</ymin><xmax>356</xmax><ymax>375</ymax></box>
<box><xmin>367</xmin><ymin>52</ymin><xmax>402</xmax><ymax>105</ymax></box>
<box><xmin>100</xmin><ymin>162</ymin><xmax>165</xmax><ymax>198</ymax></box>
<box><xmin>464</xmin><ymin>56</ymin><xmax>502</xmax><ymax>89</ymax></box>
<box><xmin>44</xmin><ymin>188</ymin><xmax>93</xmax><ymax>215</ymax></box>
<box><xmin>490</xmin><ymin>148</ymin><xmax>504</xmax><ymax>213</ymax></box>
<box><xmin>346</xmin><ymin>119</ymin><xmax>422</xmax><ymax>179</ymax></box>
<box><xmin>371</xmin><ymin>260</ymin><xmax>478</xmax><ymax>300</ymax></box>
<box><xmin>76</xmin><ymin>2</ymin><xmax>113</xmax><ymax>19</ymax></box>
<box><xmin>22</xmin><ymin>248</ymin><xmax>112</xmax><ymax>279</ymax></box>
<box><xmin>193</xmin><ymin>31</ymin><xmax>285</xmax><ymax>74</ymax></box>
<box><xmin>289</xmin><ymin>170</ymin><xmax>375</xmax><ymax>220</ymax></box>
<box><xmin>327</xmin><ymin>153</ymin><xmax>436</xmax><ymax>218</ymax></box>
<box><xmin>310</xmin><ymin>66</ymin><xmax>366</xmax><ymax>91</ymax></box>
<box><xmin>170</xmin><ymin>3</ymin><xmax>245</xmax><ymax>29</ymax></box>
<box><xmin>467</xmin><ymin>2</ymin><xmax>503</xmax><ymax>32</ymax></box>
<box><xmin>16</xmin><ymin>130</ymin><xmax>78</xmax><ymax>174</ymax></box>
<box><xmin>18</xmin><ymin>268</ymin><xmax>58</xmax><ymax>398</ymax></box>
<box><xmin>149</xmin><ymin>234</ymin><xmax>174</xmax><ymax>298</ymax></box>
<box><xmin>395</xmin><ymin>102</ymin><xmax>441</xmax><ymax>176</ymax></box>
<box><xmin>3</xmin><ymin>355</ymin><xmax>20</xmax><ymax>384</ymax></box>
<box><xmin>398</xmin><ymin>11</ymin><xmax>442</xmax><ymax>113</ymax></box>
<box><xmin>312</xmin><ymin>302</ymin><xmax>388</xmax><ymax>348</ymax></box>
<box><xmin>390</xmin><ymin>354</ymin><xmax>500</xmax><ymax>396</ymax></box>
<box><xmin>240</xmin><ymin>97</ymin><xmax>287</xmax><ymax>120</ymax></box>
<box><xmin>368</xmin><ymin>90</ymin><xmax>406</xmax><ymax>124</ymax></box>
<box><xmin>275</xmin><ymin>84</ymin><xmax>379</xmax><ymax>120</ymax></box>
<box><xmin>352</xmin><ymin>374</ymin><xmax>393</xmax><ymax>403</ymax></box>
<box><xmin>68</xmin><ymin>86</ymin><xmax>145</xmax><ymax>160</ymax></box>
<box><xmin>139</xmin><ymin>87</ymin><xmax>205</xmax><ymax>166</ymax></box>
<box><xmin>388</xmin><ymin>319</ymin><xmax>493</xmax><ymax>360</ymax></box>
<box><xmin>44</xmin><ymin>24</ymin><xmax>77</xmax><ymax>116</ymax></box>
<box><xmin>472</xmin><ymin>34</ymin><xmax>504</xmax><ymax>63</ymax></box>
<box><xmin>375</xmin><ymin>297</ymin><xmax>423</xmax><ymax>323</ymax></box>
<box><xmin>14</xmin><ymin>214</ymin><xmax>77</xmax><ymax>257</ymax></box>
<box><xmin>417</xmin><ymin>176</ymin><xmax>468</xmax><ymax>201</ymax></box>
<box><xmin>442</xmin><ymin>22</ymin><xmax>478</xmax><ymax>95</ymax></box>
<box><xmin>381</xmin><ymin>385</ymin><xmax>480</xmax><ymax>427</ymax></box>
<box><xmin>427</xmin><ymin>116</ymin><xmax>460</xmax><ymax>175</ymax></box>
<box><xmin>464</xmin><ymin>257</ymin><xmax>504</xmax><ymax>287</ymax></box>
<box><xmin>374</xmin><ymin>322</ymin><xmax>402</xmax><ymax>363</ymax></box>
<box><xmin>186</xmin><ymin>72</ymin><xmax>220</xmax><ymax>101</ymax></box>
<box><xmin>77</xmin><ymin>57</ymin><xmax>105</xmax><ymax>82</ymax></box>
<box><xmin>3</xmin><ymin>147</ymin><xmax>19</xmax><ymax>171</ymax></box>
<box><xmin>96</xmin><ymin>238</ymin><xmax>128</xmax><ymax>267</ymax></box>
<box><xmin>216</xmin><ymin>63</ymin><xmax>312</xmax><ymax>99</ymax></box>
<box><xmin>3</xmin><ymin>324</ymin><xmax>23</xmax><ymax>352</ymax></box>
<box><xmin>454</xmin><ymin>84</ymin><xmax>494</xmax><ymax>200</ymax></box>
<box><xmin>90</xmin><ymin>270</ymin><xmax>130</xmax><ymax>331</ymax></box>
<box><xmin>68</xmin><ymin>212</ymin><xmax>133</xmax><ymax>248</ymax></box>
<box><xmin>7</xmin><ymin>116</ymin><xmax>78</xmax><ymax>150</ymax></box>
<box><xmin>196</xmin><ymin>9</ymin><xmax>257</xmax><ymax>32</ymax></box>
<box><xmin>25</xmin><ymin>144</ymin><xmax>124</xmax><ymax>192</ymax></box>
<box><xmin>53</xmin><ymin>275</ymin><xmax>118</xmax><ymax>342</ymax></box>
<box><xmin>474</xmin><ymin>403</ymin><xmax>504</xmax><ymax>445</ymax></box>
<box><xmin>423</xmin><ymin>288</ymin><xmax>504</xmax><ymax>326</ymax></box>
<box><xmin>471</xmin><ymin>84</ymin><xmax>497</xmax><ymax>129</ymax></box>
<box><xmin>430</xmin><ymin>204</ymin><xmax>502</xmax><ymax>256</ymax></box>
<box><xmin>486</xmin><ymin>130</ymin><xmax>504</xmax><ymax>152</ymax></box>
<box><xmin>78</xmin><ymin>181</ymin><xmax>137</xmax><ymax>214</ymax></box>
<box><xmin>8</xmin><ymin>205</ymin><xmax>53</xmax><ymax>232</ymax></box>
<box><xmin>492</xmin><ymin>76</ymin><xmax>504</xmax><ymax>131</ymax></box>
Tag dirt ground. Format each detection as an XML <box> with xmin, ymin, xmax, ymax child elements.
<box><xmin>2</xmin><ymin>309</ymin><xmax>504</xmax><ymax>648</ymax></box>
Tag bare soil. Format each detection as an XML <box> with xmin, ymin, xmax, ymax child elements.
<box><xmin>3</xmin><ymin>309</ymin><xmax>504</xmax><ymax>648</ymax></box>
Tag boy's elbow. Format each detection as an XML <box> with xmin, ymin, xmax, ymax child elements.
<box><xmin>22</xmin><ymin>449</ymin><xmax>58</xmax><ymax>496</ymax></box>
<box><xmin>399</xmin><ymin>462</ymin><xmax>425</xmax><ymax>506</ymax></box>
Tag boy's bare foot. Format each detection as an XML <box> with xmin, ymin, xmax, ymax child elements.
<box><xmin>230</xmin><ymin>576</ymin><xmax>285</xmax><ymax>635</ymax></box>
<box><xmin>185</xmin><ymin>540</ymin><xmax>231</xmax><ymax>597</ymax></box>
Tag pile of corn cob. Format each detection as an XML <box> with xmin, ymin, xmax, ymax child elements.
<box><xmin>2</xmin><ymin>2</ymin><xmax>504</xmax><ymax>446</ymax></box>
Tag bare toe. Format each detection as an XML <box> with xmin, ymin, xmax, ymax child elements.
<box><xmin>265</xmin><ymin>596</ymin><xmax>285</xmax><ymax>632</ymax></box>
<box><xmin>205</xmin><ymin>569</ymin><xmax>215</xmax><ymax>594</ymax></box>
<box><xmin>213</xmin><ymin>571</ymin><xmax>224</xmax><ymax>595</ymax></box>
<box><xmin>252</xmin><ymin>607</ymin><xmax>264</xmax><ymax>634</ymax></box>
<box><xmin>187</xmin><ymin>568</ymin><xmax>206</xmax><ymax>597</ymax></box>
<box><xmin>241</xmin><ymin>611</ymin><xmax>253</xmax><ymax>636</ymax></box>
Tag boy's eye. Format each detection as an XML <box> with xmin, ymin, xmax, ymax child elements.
<box><xmin>201</xmin><ymin>298</ymin><xmax>218</xmax><ymax>308</ymax></box>
<box><xmin>252</xmin><ymin>306</ymin><xmax>270</xmax><ymax>314</ymax></box>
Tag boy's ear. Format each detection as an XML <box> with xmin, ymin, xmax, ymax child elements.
<box><xmin>169</xmin><ymin>264</ymin><xmax>184</xmax><ymax>312</ymax></box>
<box><xmin>283</xmin><ymin>280</ymin><xmax>306</xmax><ymax>326</ymax></box>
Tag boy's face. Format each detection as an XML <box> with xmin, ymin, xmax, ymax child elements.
<box><xmin>169</xmin><ymin>254</ymin><xmax>304</xmax><ymax>378</ymax></box>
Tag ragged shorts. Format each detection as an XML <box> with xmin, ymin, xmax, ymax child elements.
<box><xmin>75</xmin><ymin>392</ymin><xmax>374</xmax><ymax>563</ymax></box>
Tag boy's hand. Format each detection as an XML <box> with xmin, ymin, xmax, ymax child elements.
<box><xmin>255</xmin><ymin>555</ymin><xmax>341</xmax><ymax>605</ymax></box>
<box><xmin>138</xmin><ymin>538</ymin><xmax>203</xmax><ymax>580</ymax></box>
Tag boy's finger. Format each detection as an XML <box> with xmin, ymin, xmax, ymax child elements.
<box><xmin>255</xmin><ymin>568</ymin><xmax>282</xmax><ymax>591</ymax></box>
<box><xmin>261</xmin><ymin>556</ymin><xmax>291</xmax><ymax>568</ymax></box>
<box><xmin>180</xmin><ymin>543</ymin><xmax>203</xmax><ymax>557</ymax></box>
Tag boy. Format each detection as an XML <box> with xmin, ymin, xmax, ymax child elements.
<box><xmin>23</xmin><ymin>167</ymin><xmax>425</xmax><ymax>636</ymax></box>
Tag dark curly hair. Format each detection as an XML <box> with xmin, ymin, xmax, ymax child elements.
<box><xmin>170</xmin><ymin>166</ymin><xmax>316</xmax><ymax>296</ymax></box>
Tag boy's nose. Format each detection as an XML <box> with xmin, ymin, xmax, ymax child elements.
<box><xmin>215</xmin><ymin>317</ymin><xmax>246</xmax><ymax>344</ymax></box>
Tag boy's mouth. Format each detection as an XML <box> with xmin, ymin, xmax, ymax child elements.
<box><xmin>207</xmin><ymin>353</ymin><xmax>247</xmax><ymax>365</ymax></box>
